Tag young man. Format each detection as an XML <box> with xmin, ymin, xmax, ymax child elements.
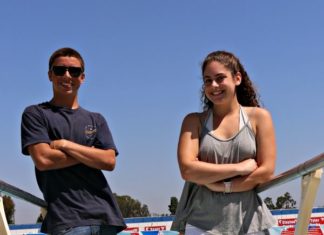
<box><xmin>21</xmin><ymin>47</ymin><xmax>126</xmax><ymax>235</ymax></box>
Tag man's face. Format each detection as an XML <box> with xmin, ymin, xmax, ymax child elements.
<box><xmin>48</xmin><ymin>56</ymin><xmax>85</xmax><ymax>96</ymax></box>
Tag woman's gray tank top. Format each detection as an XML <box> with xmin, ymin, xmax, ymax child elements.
<box><xmin>171</xmin><ymin>107</ymin><xmax>275</xmax><ymax>234</ymax></box>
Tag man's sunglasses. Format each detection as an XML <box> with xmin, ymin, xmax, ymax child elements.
<box><xmin>51</xmin><ymin>66</ymin><xmax>83</xmax><ymax>78</ymax></box>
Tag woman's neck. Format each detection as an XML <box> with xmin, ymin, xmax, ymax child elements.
<box><xmin>212</xmin><ymin>101</ymin><xmax>240</xmax><ymax>118</ymax></box>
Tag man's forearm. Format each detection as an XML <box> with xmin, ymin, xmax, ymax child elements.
<box><xmin>29</xmin><ymin>143</ymin><xmax>80</xmax><ymax>171</ymax></box>
<box><xmin>51</xmin><ymin>139</ymin><xmax>116</xmax><ymax>171</ymax></box>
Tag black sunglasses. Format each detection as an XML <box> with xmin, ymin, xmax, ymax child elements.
<box><xmin>52</xmin><ymin>66</ymin><xmax>83</xmax><ymax>78</ymax></box>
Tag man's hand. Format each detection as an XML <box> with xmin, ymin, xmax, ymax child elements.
<box><xmin>50</xmin><ymin>139</ymin><xmax>68</xmax><ymax>150</ymax></box>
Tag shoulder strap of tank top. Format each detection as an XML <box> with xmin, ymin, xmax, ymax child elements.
<box><xmin>205</xmin><ymin>109</ymin><xmax>213</xmax><ymax>131</ymax></box>
<box><xmin>239</xmin><ymin>106</ymin><xmax>251</xmax><ymax>130</ymax></box>
<box><xmin>239</xmin><ymin>106</ymin><xmax>245</xmax><ymax>129</ymax></box>
<box><xmin>240</xmin><ymin>106</ymin><xmax>257</xmax><ymax>132</ymax></box>
<box><xmin>198</xmin><ymin>109</ymin><xmax>212</xmax><ymax>139</ymax></box>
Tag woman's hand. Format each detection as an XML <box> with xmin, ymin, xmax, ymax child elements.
<box><xmin>237</xmin><ymin>158</ymin><xmax>258</xmax><ymax>176</ymax></box>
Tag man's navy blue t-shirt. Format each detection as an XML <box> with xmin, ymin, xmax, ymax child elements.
<box><xmin>21</xmin><ymin>102</ymin><xmax>126</xmax><ymax>233</ymax></box>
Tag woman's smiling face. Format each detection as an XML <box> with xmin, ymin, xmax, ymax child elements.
<box><xmin>203</xmin><ymin>61</ymin><xmax>241</xmax><ymax>106</ymax></box>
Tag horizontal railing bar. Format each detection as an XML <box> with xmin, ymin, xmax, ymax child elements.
<box><xmin>257</xmin><ymin>152</ymin><xmax>324</xmax><ymax>193</ymax></box>
<box><xmin>0</xmin><ymin>153</ymin><xmax>323</xmax><ymax>209</ymax></box>
<box><xmin>0</xmin><ymin>180</ymin><xmax>47</xmax><ymax>208</ymax></box>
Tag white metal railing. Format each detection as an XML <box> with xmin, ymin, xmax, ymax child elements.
<box><xmin>0</xmin><ymin>152</ymin><xmax>323</xmax><ymax>235</ymax></box>
<box><xmin>257</xmin><ymin>152</ymin><xmax>324</xmax><ymax>234</ymax></box>
<box><xmin>257</xmin><ymin>152</ymin><xmax>324</xmax><ymax>193</ymax></box>
<box><xmin>257</xmin><ymin>153</ymin><xmax>324</xmax><ymax>235</ymax></box>
<box><xmin>0</xmin><ymin>180</ymin><xmax>47</xmax><ymax>235</ymax></box>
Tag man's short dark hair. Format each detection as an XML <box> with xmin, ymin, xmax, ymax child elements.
<box><xmin>49</xmin><ymin>47</ymin><xmax>85</xmax><ymax>72</ymax></box>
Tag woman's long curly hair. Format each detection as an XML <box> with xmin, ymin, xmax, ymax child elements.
<box><xmin>201</xmin><ymin>51</ymin><xmax>261</xmax><ymax>110</ymax></box>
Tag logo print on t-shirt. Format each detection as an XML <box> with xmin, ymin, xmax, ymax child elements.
<box><xmin>85</xmin><ymin>125</ymin><xmax>97</xmax><ymax>139</ymax></box>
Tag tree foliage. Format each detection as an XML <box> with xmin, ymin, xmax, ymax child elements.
<box><xmin>168</xmin><ymin>197</ymin><xmax>178</xmax><ymax>215</ymax></box>
<box><xmin>264</xmin><ymin>192</ymin><xmax>296</xmax><ymax>210</ymax></box>
<box><xmin>36</xmin><ymin>213</ymin><xmax>44</xmax><ymax>223</ymax></box>
<box><xmin>264</xmin><ymin>197</ymin><xmax>276</xmax><ymax>210</ymax></box>
<box><xmin>276</xmin><ymin>192</ymin><xmax>297</xmax><ymax>209</ymax></box>
<box><xmin>2</xmin><ymin>195</ymin><xmax>15</xmax><ymax>224</ymax></box>
<box><xmin>114</xmin><ymin>193</ymin><xmax>150</xmax><ymax>218</ymax></box>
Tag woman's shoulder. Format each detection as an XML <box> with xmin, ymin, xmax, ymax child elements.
<box><xmin>242</xmin><ymin>106</ymin><xmax>273</xmax><ymax>131</ymax></box>
<box><xmin>180</xmin><ymin>111</ymin><xmax>209</xmax><ymax>134</ymax></box>
<box><xmin>182</xmin><ymin>111</ymin><xmax>208</xmax><ymax>124</ymax></box>
<box><xmin>243</xmin><ymin>106</ymin><xmax>272</xmax><ymax>119</ymax></box>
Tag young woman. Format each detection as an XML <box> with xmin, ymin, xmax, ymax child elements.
<box><xmin>171</xmin><ymin>51</ymin><xmax>276</xmax><ymax>235</ymax></box>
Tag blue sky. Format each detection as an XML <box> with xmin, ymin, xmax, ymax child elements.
<box><xmin>0</xmin><ymin>1</ymin><xmax>323</xmax><ymax>224</ymax></box>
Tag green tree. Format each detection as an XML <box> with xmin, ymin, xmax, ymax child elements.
<box><xmin>275</xmin><ymin>192</ymin><xmax>296</xmax><ymax>209</ymax></box>
<box><xmin>264</xmin><ymin>192</ymin><xmax>296</xmax><ymax>210</ymax></box>
<box><xmin>114</xmin><ymin>193</ymin><xmax>150</xmax><ymax>218</ymax></box>
<box><xmin>168</xmin><ymin>197</ymin><xmax>178</xmax><ymax>215</ymax></box>
<box><xmin>36</xmin><ymin>213</ymin><xmax>44</xmax><ymax>223</ymax></box>
<box><xmin>264</xmin><ymin>197</ymin><xmax>275</xmax><ymax>210</ymax></box>
<box><xmin>2</xmin><ymin>195</ymin><xmax>15</xmax><ymax>224</ymax></box>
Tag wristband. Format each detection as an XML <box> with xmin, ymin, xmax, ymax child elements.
<box><xmin>224</xmin><ymin>180</ymin><xmax>232</xmax><ymax>193</ymax></box>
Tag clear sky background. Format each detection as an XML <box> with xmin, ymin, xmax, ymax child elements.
<box><xmin>0</xmin><ymin>1</ymin><xmax>323</xmax><ymax>224</ymax></box>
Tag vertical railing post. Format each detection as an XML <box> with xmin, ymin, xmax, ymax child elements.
<box><xmin>0</xmin><ymin>196</ymin><xmax>11</xmax><ymax>235</ymax></box>
<box><xmin>295</xmin><ymin>168</ymin><xmax>323</xmax><ymax>235</ymax></box>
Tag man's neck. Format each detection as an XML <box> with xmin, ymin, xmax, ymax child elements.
<box><xmin>50</xmin><ymin>96</ymin><xmax>79</xmax><ymax>109</ymax></box>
